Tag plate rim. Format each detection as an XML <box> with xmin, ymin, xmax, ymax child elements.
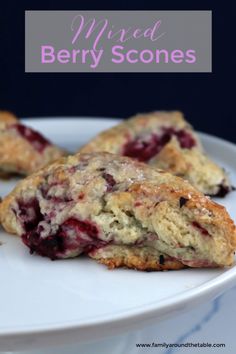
<box><xmin>0</xmin><ymin>264</ymin><xmax>235</xmax><ymax>337</ymax></box>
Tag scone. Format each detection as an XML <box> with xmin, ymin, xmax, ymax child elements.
<box><xmin>0</xmin><ymin>111</ymin><xmax>65</xmax><ymax>176</ymax></box>
<box><xmin>79</xmin><ymin>111</ymin><xmax>231</xmax><ymax>197</ymax></box>
<box><xmin>0</xmin><ymin>152</ymin><xmax>235</xmax><ymax>271</ymax></box>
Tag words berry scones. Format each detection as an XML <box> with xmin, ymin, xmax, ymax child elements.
<box><xmin>79</xmin><ymin>111</ymin><xmax>231</xmax><ymax>197</ymax></box>
<box><xmin>0</xmin><ymin>111</ymin><xmax>65</xmax><ymax>176</ymax></box>
<box><xmin>0</xmin><ymin>152</ymin><xmax>235</xmax><ymax>271</ymax></box>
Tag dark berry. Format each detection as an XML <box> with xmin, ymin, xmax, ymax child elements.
<box><xmin>122</xmin><ymin>128</ymin><xmax>195</xmax><ymax>162</ymax></box>
<box><xmin>212</xmin><ymin>185</ymin><xmax>230</xmax><ymax>198</ymax></box>
<box><xmin>159</xmin><ymin>255</ymin><xmax>165</xmax><ymax>265</ymax></box>
<box><xmin>179</xmin><ymin>197</ymin><xmax>188</xmax><ymax>208</ymax></box>
<box><xmin>192</xmin><ymin>221</ymin><xmax>210</xmax><ymax>236</ymax></box>
<box><xmin>17</xmin><ymin>198</ymin><xmax>43</xmax><ymax>232</ymax></box>
<box><xmin>102</xmin><ymin>173</ymin><xmax>116</xmax><ymax>192</ymax></box>
<box><xmin>12</xmin><ymin>124</ymin><xmax>50</xmax><ymax>153</ymax></box>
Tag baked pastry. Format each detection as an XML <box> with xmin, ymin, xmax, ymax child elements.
<box><xmin>0</xmin><ymin>152</ymin><xmax>235</xmax><ymax>271</ymax></box>
<box><xmin>0</xmin><ymin>111</ymin><xmax>65</xmax><ymax>176</ymax></box>
<box><xmin>79</xmin><ymin>111</ymin><xmax>231</xmax><ymax>197</ymax></box>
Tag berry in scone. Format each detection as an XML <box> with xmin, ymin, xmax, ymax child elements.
<box><xmin>79</xmin><ymin>111</ymin><xmax>231</xmax><ymax>197</ymax></box>
<box><xmin>0</xmin><ymin>152</ymin><xmax>235</xmax><ymax>271</ymax></box>
<box><xmin>0</xmin><ymin>111</ymin><xmax>65</xmax><ymax>176</ymax></box>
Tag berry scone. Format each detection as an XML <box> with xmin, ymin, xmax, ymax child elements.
<box><xmin>0</xmin><ymin>111</ymin><xmax>65</xmax><ymax>176</ymax></box>
<box><xmin>0</xmin><ymin>152</ymin><xmax>235</xmax><ymax>271</ymax></box>
<box><xmin>79</xmin><ymin>111</ymin><xmax>231</xmax><ymax>197</ymax></box>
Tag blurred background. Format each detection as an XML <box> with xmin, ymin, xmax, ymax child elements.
<box><xmin>0</xmin><ymin>1</ymin><xmax>233</xmax><ymax>141</ymax></box>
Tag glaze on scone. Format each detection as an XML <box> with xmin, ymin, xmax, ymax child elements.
<box><xmin>0</xmin><ymin>152</ymin><xmax>235</xmax><ymax>271</ymax></box>
<box><xmin>0</xmin><ymin>111</ymin><xmax>65</xmax><ymax>176</ymax></box>
<box><xmin>79</xmin><ymin>111</ymin><xmax>231</xmax><ymax>196</ymax></box>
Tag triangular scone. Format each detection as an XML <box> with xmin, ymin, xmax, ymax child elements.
<box><xmin>0</xmin><ymin>152</ymin><xmax>235</xmax><ymax>271</ymax></box>
<box><xmin>0</xmin><ymin>111</ymin><xmax>65</xmax><ymax>176</ymax></box>
<box><xmin>79</xmin><ymin>111</ymin><xmax>231</xmax><ymax>197</ymax></box>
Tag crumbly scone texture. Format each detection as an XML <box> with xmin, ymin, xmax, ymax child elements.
<box><xmin>79</xmin><ymin>111</ymin><xmax>231</xmax><ymax>196</ymax></box>
<box><xmin>0</xmin><ymin>152</ymin><xmax>235</xmax><ymax>271</ymax></box>
<box><xmin>0</xmin><ymin>111</ymin><xmax>65</xmax><ymax>176</ymax></box>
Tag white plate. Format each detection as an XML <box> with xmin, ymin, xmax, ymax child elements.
<box><xmin>1</xmin><ymin>118</ymin><xmax>236</xmax><ymax>351</ymax></box>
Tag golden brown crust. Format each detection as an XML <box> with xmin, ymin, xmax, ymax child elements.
<box><xmin>79</xmin><ymin>111</ymin><xmax>230</xmax><ymax>196</ymax></box>
<box><xmin>0</xmin><ymin>111</ymin><xmax>18</xmax><ymax>125</ymax></box>
<box><xmin>0</xmin><ymin>152</ymin><xmax>235</xmax><ymax>269</ymax></box>
<box><xmin>79</xmin><ymin>111</ymin><xmax>199</xmax><ymax>155</ymax></box>
<box><xmin>96</xmin><ymin>255</ymin><xmax>185</xmax><ymax>271</ymax></box>
<box><xmin>0</xmin><ymin>111</ymin><xmax>65</xmax><ymax>175</ymax></box>
<box><xmin>90</xmin><ymin>244</ymin><xmax>186</xmax><ymax>270</ymax></box>
<box><xmin>0</xmin><ymin>133</ymin><xmax>64</xmax><ymax>175</ymax></box>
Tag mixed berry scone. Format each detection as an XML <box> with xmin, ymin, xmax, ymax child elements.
<box><xmin>0</xmin><ymin>111</ymin><xmax>65</xmax><ymax>176</ymax></box>
<box><xmin>79</xmin><ymin>111</ymin><xmax>231</xmax><ymax>197</ymax></box>
<box><xmin>0</xmin><ymin>152</ymin><xmax>235</xmax><ymax>271</ymax></box>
